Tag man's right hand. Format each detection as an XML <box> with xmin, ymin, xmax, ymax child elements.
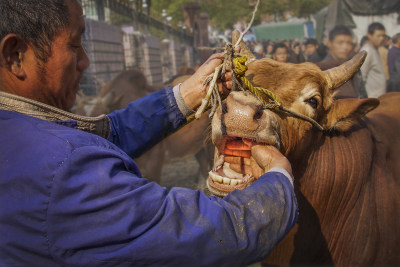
<box><xmin>250</xmin><ymin>145</ymin><xmax>292</xmax><ymax>179</ymax></box>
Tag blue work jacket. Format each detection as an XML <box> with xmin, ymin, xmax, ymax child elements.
<box><xmin>0</xmin><ymin>87</ymin><xmax>298</xmax><ymax>266</ymax></box>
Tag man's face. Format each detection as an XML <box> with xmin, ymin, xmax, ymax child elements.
<box><xmin>305</xmin><ymin>44</ymin><xmax>318</xmax><ymax>56</ymax></box>
<box><xmin>328</xmin><ymin>34</ymin><xmax>353</xmax><ymax>61</ymax></box>
<box><xmin>368</xmin><ymin>29</ymin><xmax>386</xmax><ymax>48</ymax></box>
<box><xmin>273</xmin><ymin>47</ymin><xmax>289</xmax><ymax>62</ymax></box>
<box><xmin>26</xmin><ymin>0</ymin><xmax>89</xmax><ymax>110</ymax></box>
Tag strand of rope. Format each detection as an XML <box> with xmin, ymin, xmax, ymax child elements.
<box><xmin>233</xmin><ymin>55</ymin><xmax>281</xmax><ymax>110</ymax></box>
<box><xmin>234</xmin><ymin>0</ymin><xmax>260</xmax><ymax>48</ymax></box>
<box><xmin>232</xmin><ymin>54</ymin><xmax>326</xmax><ymax>131</ymax></box>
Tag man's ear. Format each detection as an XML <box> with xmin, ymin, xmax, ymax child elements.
<box><xmin>325</xmin><ymin>98</ymin><xmax>380</xmax><ymax>132</ymax></box>
<box><xmin>0</xmin><ymin>34</ymin><xmax>27</xmax><ymax>79</ymax></box>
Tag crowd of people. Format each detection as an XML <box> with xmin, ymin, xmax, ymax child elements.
<box><xmin>246</xmin><ymin>22</ymin><xmax>400</xmax><ymax>98</ymax></box>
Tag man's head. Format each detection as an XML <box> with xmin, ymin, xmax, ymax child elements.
<box><xmin>304</xmin><ymin>38</ymin><xmax>319</xmax><ymax>56</ymax></box>
<box><xmin>272</xmin><ymin>43</ymin><xmax>289</xmax><ymax>63</ymax></box>
<box><xmin>391</xmin><ymin>33</ymin><xmax>400</xmax><ymax>48</ymax></box>
<box><xmin>328</xmin><ymin>25</ymin><xmax>353</xmax><ymax>61</ymax></box>
<box><xmin>367</xmin><ymin>22</ymin><xmax>386</xmax><ymax>48</ymax></box>
<box><xmin>0</xmin><ymin>0</ymin><xmax>89</xmax><ymax>111</ymax></box>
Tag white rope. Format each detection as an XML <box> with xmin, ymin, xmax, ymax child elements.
<box><xmin>234</xmin><ymin>0</ymin><xmax>260</xmax><ymax>48</ymax></box>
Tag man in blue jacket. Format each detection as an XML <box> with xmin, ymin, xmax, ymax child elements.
<box><xmin>0</xmin><ymin>0</ymin><xmax>298</xmax><ymax>266</ymax></box>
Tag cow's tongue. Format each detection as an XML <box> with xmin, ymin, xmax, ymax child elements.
<box><xmin>224</xmin><ymin>139</ymin><xmax>252</xmax><ymax>158</ymax></box>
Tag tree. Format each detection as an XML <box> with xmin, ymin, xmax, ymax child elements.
<box><xmin>151</xmin><ymin>0</ymin><xmax>194</xmax><ymax>25</ymax></box>
<box><xmin>290</xmin><ymin>0</ymin><xmax>333</xmax><ymax>19</ymax></box>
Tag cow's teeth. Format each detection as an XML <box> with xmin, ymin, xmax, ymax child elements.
<box><xmin>209</xmin><ymin>171</ymin><xmax>245</xmax><ymax>186</ymax></box>
<box><xmin>223</xmin><ymin>162</ymin><xmax>245</xmax><ymax>179</ymax></box>
<box><xmin>223</xmin><ymin>177</ymin><xmax>231</xmax><ymax>185</ymax></box>
<box><xmin>209</xmin><ymin>171</ymin><xmax>223</xmax><ymax>183</ymax></box>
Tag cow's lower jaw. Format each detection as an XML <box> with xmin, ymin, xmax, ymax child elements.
<box><xmin>207</xmin><ymin>137</ymin><xmax>260</xmax><ymax>197</ymax></box>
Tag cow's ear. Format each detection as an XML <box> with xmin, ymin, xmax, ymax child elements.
<box><xmin>231</xmin><ymin>30</ymin><xmax>256</xmax><ymax>63</ymax></box>
<box><xmin>325</xmin><ymin>98</ymin><xmax>379</xmax><ymax>132</ymax></box>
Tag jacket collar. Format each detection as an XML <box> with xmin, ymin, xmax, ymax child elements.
<box><xmin>0</xmin><ymin>91</ymin><xmax>110</xmax><ymax>139</ymax></box>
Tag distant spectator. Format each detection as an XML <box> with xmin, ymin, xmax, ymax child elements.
<box><xmin>378</xmin><ymin>35</ymin><xmax>391</xmax><ymax>80</ymax></box>
<box><xmin>323</xmin><ymin>26</ymin><xmax>367</xmax><ymax>98</ymax></box>
<box><xmin>360</xmin><ymin>22</ymin><xmax>387</xmax><ymax>98</ymax></box>
<box><xmin>304</xmin><ymin>38</ymin><xmax>322</xmax><ymax>63</ymax></box>
<box><xmin>272</xmin><ymin>43</ymin><xmax>289</xmax><ymax>63</ymax></box>
<box><xmin>253</xmin><ymin>44</ymin><xmax>264</xmax><ymax>59</ymax></box>
<box><xmin>288</xmin><ymin>42</ymin><xmax>305</xmax><ymax>63</ymax></box>
<box><xmin>265</xmin><ymin>42</ymin><xmax>274</xmax><ymax>59</ymax></box>
<box><xmin>387</xmin><ymin>33</ymin><xmax>400</xmax><ymax>92</ymax></box>
<box><xmin>360</xmin><ymin>36</ymin><xmax>369</xmax><ymax>48</ymax></box>
<box><xmin>324</xmin><ymin>25</ymin><xmax>354</xmax><ymax>61</ymax></box>
<box><xmin>317</xmin><ymin>34</ymin><xmax>329</xmax><ymax>59</ymax></box>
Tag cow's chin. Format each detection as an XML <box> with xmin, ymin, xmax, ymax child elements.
<box><xmin>207</xmin><ymin>136</ymin><xmax>276</xmax><ymax>197</ymax></box>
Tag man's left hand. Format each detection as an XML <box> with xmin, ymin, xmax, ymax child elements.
<box><xmin>179</xmin><ymin>52</ymin><xmax>234</xmax><ymax>111</ymax></box>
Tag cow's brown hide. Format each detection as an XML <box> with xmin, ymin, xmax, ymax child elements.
<box><xmin>264</xmin><ymin>93</ymin><xmax>400</xmax><ymax>266</ymax></box>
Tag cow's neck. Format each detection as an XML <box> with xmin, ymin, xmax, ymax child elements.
<box><xmin>283</xmin><ymin>123</ymin><xmax>375</xmax><ymax>262</ymax></box>
<box><xmin>293</xmin><ymin>124</ymin><xmax>374</xmax><ymax>217</ymax></box>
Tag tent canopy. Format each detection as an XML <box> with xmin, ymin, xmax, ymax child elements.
<box><xmin>254</xmin><ymin>22</ymin><xmax>305</xmax><ymax>42</ymax></box>
<box><xmin>344</xmin><ymin>0</ymin><xmax>400</xmax><ymax>16</ymax></box>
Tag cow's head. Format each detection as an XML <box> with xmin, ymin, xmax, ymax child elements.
<box><xmin>207</xmin><ymin>32</ymin><xmax>379</xmax><ymax>197</ymax></box>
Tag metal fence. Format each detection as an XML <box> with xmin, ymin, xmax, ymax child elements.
<box><xmin>81</xmin><ymin>0</ymin><xmax>193</xmax><ymax>44</ymax></box>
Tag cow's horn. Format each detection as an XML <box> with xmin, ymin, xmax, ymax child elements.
<box><xmin>231</xmin><ymin>29</ymin><xmax>256</xmax><ymax>63</ymax></box>
<box><xmin>323</xmin><ymin>51</ymin><xmax>367</xmax><ymax>89</ymax></box>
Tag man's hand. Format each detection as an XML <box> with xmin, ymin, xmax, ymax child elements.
<box><xmin>250</xmin><ymin>145</ymin><xmax>292</xmax><ymax>179</ymax></box>
<box><xmin>179</xmin><ymin>52</ymin><xmax>233</xmax><ymax>110</ymax></box>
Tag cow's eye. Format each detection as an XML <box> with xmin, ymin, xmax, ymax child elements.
<box><xmin>305</xmin><ymin>97</ymin><xmax>318</xmax><ymax>109</ymax></box>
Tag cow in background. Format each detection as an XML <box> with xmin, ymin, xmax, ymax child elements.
<box><xmin>73</xmin><ymin>69</ymin><xmax>212</xmax><ymax>185</ymax></box>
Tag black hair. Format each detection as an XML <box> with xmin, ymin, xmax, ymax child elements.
<box><xmin>360</xmin><ymin>35</ymin><xmax>369</xmax><ymax>47</ymax></box>
<box><xmin>367</xmin><ymin>22</ymin><xmax>385</xmax><ymax>35</ymax></box>
<box><xmin>329</xmin><ymin>25</ymin><xmax>352</xmax><ymax>41</ymax></box>
<box><xmin>393</xmin><ymin>33</ymin><xmax>400</xmax><ymax>44</ymax></box>
<box><xmin>0</xmin><ymin>0</ymin><xmax>71</xmax><ymax>62</ymax></box>
<box><xmin>272</xmin><ymin>43</ymin><xmax>288</xmax><ymax>54</ymax></box>
<box><xmin>304</xmin><ymin>38</ymin><xmax>318</xmax><ymax>46</ymax></box>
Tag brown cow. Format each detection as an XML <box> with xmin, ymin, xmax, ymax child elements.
<box><xmin>74</xmin><ymin>69</ymin><xmax>213</xmax><ymax>185</ymax></box>
<box><xmin>207</xmin><ymin>37</ymin><xmax>400</xmax><ymax>265</ymax></box>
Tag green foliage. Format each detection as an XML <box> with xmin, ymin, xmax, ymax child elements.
<box><xmin>151</xmin><ymin>0</ymin><xmax>194</xmax><ymax>26</ymax></box>
<box><xmin>150</xmin><ymin>0</ymin><xmax>333</xmax><ymax>30</ymax></box>
<box><xmin>200</xmin><ymin>0</ymin><xmax>252</xmax><ymax>30</ymax></box>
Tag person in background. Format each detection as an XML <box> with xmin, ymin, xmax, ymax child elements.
<box><xmin>387</xmin><ymin>33</ymin><xmax>400</xmax><ymax>92</ymax></box>
<box><xmin>378</xmin><ymin>34</ymin><xmax>391</xmax><ymax>80</ymax></box>
<box><xmin>304</xmin><ymin>38</ymin><xmax>322</xmax><ymax>63</ymax></box>
<box><xmin>359</xmin><ymin>36</ymin><xmax>369</xmax><ymax>50</ymax></box>
<box><xmin>360</xmin><ymin>22</ymin><xmax>387</xmax><ymax>98</ymax></box>
<box><xmin>324</xmin><ymin>25</ymin><xmax>354</xmax><ymax>61</ymax></box>
<box><xmin>265</xmin><ymin>42</ymin><xmax>274</xmax><ymax>59</ymax></box>
<box><xmin>287</xmin><ymin>41</ymin><xmax>305</xmax><ymax>63</ymax></box>
<box><xmin>253</xmin><ymin>43</ymin><xmax>264</xmax><ymax>59</ymax></box>
<box><xmin>316</xmin><ymin>33</ymin><xmax>329</xmax><ymax>59</ymax></box>
<box><xmin>272</xmin><ymin>43</ymin><xmax>290</xmax><ymax>63</ymax></box>
<box><xmin>322</xmin><ymin>26</ymin><xmax>367</xmax><ymax>98</ymax></box>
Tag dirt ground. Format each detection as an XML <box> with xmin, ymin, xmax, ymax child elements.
<box><xmin>159</xmin><ymin>154</ymin><xmax>209</xmax><ymax>192</ymax></box>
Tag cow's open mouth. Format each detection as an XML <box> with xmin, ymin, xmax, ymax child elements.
<box><xmin>207</xmin><ymin>136</ymin><xmax>273</xmax><ymax>197</ymax></box>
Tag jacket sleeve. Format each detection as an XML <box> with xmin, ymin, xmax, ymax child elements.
<box><xmin>47</xmin><ymin>145</ymin><xmax>298</xmax><ymax>267</ymax></box>
<box><xmin>107</xmin><ymin>86</ymin><xmax>187</xmax><ymax>158</ymax></box>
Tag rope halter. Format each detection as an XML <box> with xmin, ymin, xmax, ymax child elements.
<box><xmin>232</xmin><ymin>55</ymin><xmax>325</xmax><ymax>131</ymax></box>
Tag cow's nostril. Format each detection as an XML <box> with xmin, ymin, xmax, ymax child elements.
<box><xmin>253</xmin><ymin>109</ymin><xmax>263</xmax><ymax>120</ymax></box>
